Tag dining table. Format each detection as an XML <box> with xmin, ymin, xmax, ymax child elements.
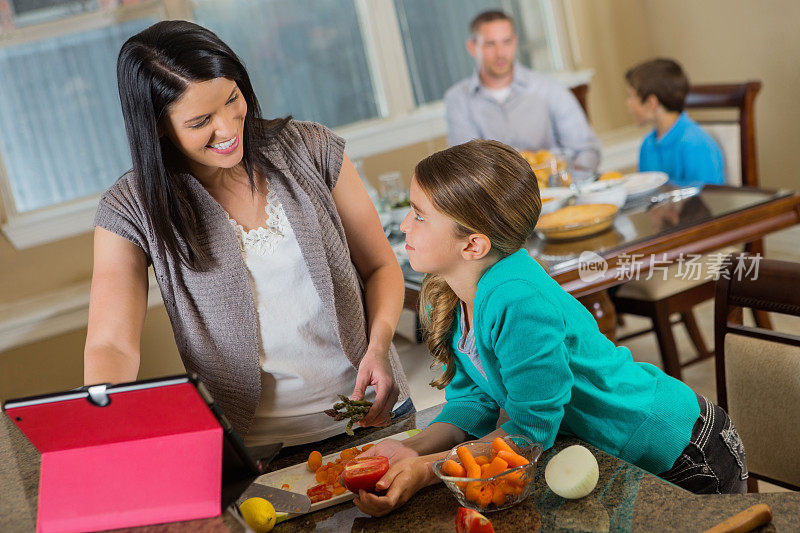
<box><xmin>3</xmin><ymin>403</ymin><xmax>798</xmax><ymax>532</ymax></box>
<box><xmin>396</xmin><ymin>184</ymin><xmax>800</xmax><ymax>341</ymax></box>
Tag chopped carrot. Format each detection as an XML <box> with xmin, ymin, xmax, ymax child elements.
<box><xmin>492</xmin><ymin>437</ymin><xmax>515</xmax><ymax>455</ymax></box>
<box><xmin>315</xmin><ymin>468</ymin><xmax>327</xmax><ymax>483</ymax></box>
<box><xmin>442</xmin><ymin>459</ymin><xmax>467</xmax><ymax>478</ymax></box>
<box><xmin>476</xmin><ymin>483</ymin><xmax>494</xmax><ymax>507</ymax></box>
<box><xmin>281</xmin><ymin>483</ymin><xmax>290</xmax><ymax>490</ymax></box>
<box><xmin>501</xmin><ymin>468</ymin><xmax>530</xmax><ymax>487</ymax></box>
<box><xmin>497</xmin><ymin>450</ymin><xmax>529</xmax><ymax>468</ymax></box>
<box><xmin>307</xmin><ymin>451</ymin><xmax>323</xmax><ymax>472</ymax></box>
<box><xmin>500</xmin><ymin>474</ymin><xmax>526</xmax><ymax>492</ymax></box>
<box><xmin>480</xmin><ymin>463</ymin><xmax>491</xmax><ymax>477</ymax></box>
<box><xmin>491</xmin><ymin>484</ymin><xmax>508</xmax><ymax>506</ymax></box>
<box><xmin>456</xmin><ymin>446</ymin><xmax>478</xmax><ymax>471</ymax></box>
<box><xmin>474</xmin><ymin>455</ymin><xmax>490</xmax><ymax>466</ymax></box>
<box><xmin>332</xmin><ymin>484</ymin><xmax>347</xmax><ymax>495</ymax></box>
<box><xmin>340</xmin><ymin>447</ymin><xmax>358</xmax><ymax>461</ymax></box>
<box><xmin>361</xmin><ymin>443</ymin><xmax>375</xmax><ymax>452</ymax></box>
<box><xmin>464</xmin><ymin>463</ymin><xmax>482</xmax><ymax>502</ymax></box>
<box><xmin>484</xmin><ymin>457</ymin><xmax>509</xmax><ymax>478</ymax></box>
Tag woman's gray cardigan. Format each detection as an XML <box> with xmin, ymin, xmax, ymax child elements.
<box><xmin>94</xmin><ymin>120</ymin><xmax>411</xmax><ymax>436</ymax></box>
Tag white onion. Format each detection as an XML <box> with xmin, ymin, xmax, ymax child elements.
<box><xmin>545</xmin><ymin>445</ymin><xmax>599</xmax><ymax>499</ymax></box>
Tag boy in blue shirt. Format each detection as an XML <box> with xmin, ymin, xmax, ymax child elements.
<box><xmin>625</xmin><ymin>58</ymin><xmax>725</xmax><ymax>186</ymax></box>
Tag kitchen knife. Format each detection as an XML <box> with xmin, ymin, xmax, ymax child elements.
<box><xmin>236</xmin><ymin>482</ymin><xmax>312</xmax><ymax>514</ymax></box>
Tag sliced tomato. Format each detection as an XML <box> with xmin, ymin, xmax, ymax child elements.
<box><xmin>306</xmin><ymin>483</ymin><xmax>333</xmax><ymax>503</ymax></box>
<box><xmin>455</xmin><ymin>507</ymin><xmax>495</xmax><ymax>533</ymax></box>
<box><xmin>340</xmin><ymin>456</ymin><xmax>390</xmax><ymax>493</ymax></box>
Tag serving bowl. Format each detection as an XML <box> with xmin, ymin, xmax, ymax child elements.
<box><xmin>432</xmin><ymin>435</ymin><xmax>542</xmax><ymax>513</ymax></box>
<box><xmin>574</xmin><ymin>178</ymin><xmax>628</xmax><ymax>208</ymax></box>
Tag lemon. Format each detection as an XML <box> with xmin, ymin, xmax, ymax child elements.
<box><xmin>239</xmin><ymin>497</ymin><xmax>277</xmax><ymax>533</ymax></box>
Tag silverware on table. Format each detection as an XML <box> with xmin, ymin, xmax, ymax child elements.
<box><xmin>647</xmin><ymin>186</ymin><xmax>702</xmax><ymax>206</ymax></box>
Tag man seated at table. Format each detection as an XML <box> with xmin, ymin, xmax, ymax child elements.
<box><xmin>625</xmin><ymin>58</ymin><xmax>725</xmax><ymax>186</ymax></box>
<box><xmin>444</xmin><ymin>10</ymin><xmax>600</xmax><ymax>171</ymax></box>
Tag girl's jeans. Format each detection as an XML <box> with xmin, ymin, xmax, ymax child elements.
<box><xmin>658</xmin><ymin>394</ymin><xmax>748</xmax><ymax>494</ymax></box>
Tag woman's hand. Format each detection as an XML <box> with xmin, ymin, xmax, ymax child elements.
<box><xmin>358</xmin><ymin>438</ymin><xmax>419</xmax><ymax>465</ymax></box>
<box><xmin>353</xmin><ymin>457</ymin><xmax>435</xmax><ymax>517</ymax></box>
<box><xmin>352</xmin><ymin>348</ymin><xmax>399</xmax><ymax>427</ymax></box>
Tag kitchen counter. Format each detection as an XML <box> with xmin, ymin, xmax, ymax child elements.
<box><xmin>2</xmin><ymin>404</ymin><xmax>798</xmax><ymax>532</ymax></box>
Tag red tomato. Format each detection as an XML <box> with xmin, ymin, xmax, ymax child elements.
<box><xmin>306</xmin><ymin>483</ymin><xmax>333</xmax><ymax>503</ymax></box>
<box><xmin>340</xmin><ymin>456</ymin><xmax>390</xmax><ymax>493</ymax></box>
<box><xmin>455</xmin><ymin>507</ymin><xmax>495</xmax><ymax>533</ymax></box>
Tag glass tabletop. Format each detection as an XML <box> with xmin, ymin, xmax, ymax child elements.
<box><xmin>397</xmin><ymin>185</ymin><xmax>795</xmax><ymax>286</ymax></box>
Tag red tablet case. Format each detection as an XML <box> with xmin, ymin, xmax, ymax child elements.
<box><xmin>5</xmin><ymin>381</ymin><xmax>222</xmax><ymax>532</ymax></box>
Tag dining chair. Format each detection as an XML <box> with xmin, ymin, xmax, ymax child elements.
<box><xmin>714</xmin><ymin>253</ymin><xmax>800</xmax><ymax>492</ymax></box>
<box><xmin>613</xmin><ymin>81</ymin><xmax>767</xmax><ymax>380</ymax></box>
<box><xmin>570</xmin><ymin>83</ymin><xmax>589</xmax><ymax>119</ymax></box>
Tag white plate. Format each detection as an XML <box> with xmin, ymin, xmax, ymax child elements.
<box><xmin>574</xmin><ymin>179</ymin><xmax>627</xmax><ymax>208</ymax></box>
<box><xmin>622</xmin><ymin>171</ymin><xmax>669</xmax><ymax>199</ymax></box>
<box><xmin>540</xmin><ymin>187</ymin><xmax>574</xmax><ymax>215</ymax></box>
<box><xmin>251</xmin><ymin>428</ymin><xmax>421</xmax><ymax>523</ymax></box>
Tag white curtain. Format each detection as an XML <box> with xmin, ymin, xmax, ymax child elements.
<box><xmin>192</xmin><ymin>0</ymin><xmax>379</xmax><ymax>128</ymax></box>
<box><xmin>0</xmin><ymin>17</ymin><xmax>155</xmax><ymax>213</ymax></box>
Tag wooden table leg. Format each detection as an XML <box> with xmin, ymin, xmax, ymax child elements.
<box><xmin>578</xmin><ymin>291</ymin><xmax>617</xmax><ymax>343</ymax></box>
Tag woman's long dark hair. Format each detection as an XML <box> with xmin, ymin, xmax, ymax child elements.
<box><xmin>117</xmin><ymin>20</ymin><xmax>290</xmax><ymax>270</ymax></box>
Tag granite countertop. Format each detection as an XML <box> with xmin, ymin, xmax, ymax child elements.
<box><xmin>2</xmin><ymin>404</ymin><xmax>798</xmax><ymax>532</ymax></box>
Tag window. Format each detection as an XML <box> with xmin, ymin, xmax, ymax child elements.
<box><xmin>8</xmin><ymin>0</ymin><xmax>99</xmax><ymax>28</ymax></box>
<box><xmin>395</xmin><ymin>0</ymin><xmax>562</xmax><ymax>105</ymax></box>
<box><xmin>0</xmin><ymin>17</ymin><xmax>155</xmax><ymax>212</ymax></box>
<box><xmin>192</xmin><ymin>0</ymin><xmax>380</xmax><ymax>128</ymax></box>
<box><xmin>0</xmin><ymin>0</ymin><xmax>567</xmax><ymax>246</ymax></box>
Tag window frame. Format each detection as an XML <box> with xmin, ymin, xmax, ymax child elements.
<box><xmin>0</xmin><ymin>0</ymin><xmax>599</xmax><ymax>249</ymax></box>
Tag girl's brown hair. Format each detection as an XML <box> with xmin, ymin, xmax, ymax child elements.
<box><xmin>415</xmin><ymin>139</ymin><xmax>541</xmax><ymax>388</ymax></box>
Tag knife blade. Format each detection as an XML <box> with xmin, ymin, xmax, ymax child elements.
<box><xmin>236</xmin><ymin>482</ymin><xmax>312</xmax><ymax>514</ymax></box>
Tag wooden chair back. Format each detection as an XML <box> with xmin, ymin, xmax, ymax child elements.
<box><xmin>570</xmin><ymin>83</ymin><xmax>589</xmax><ymax>120</ymax></box>
<box><xmin>715</xmin><ymin>253</ymin><xmax>800</xmax><ymax>490</ymax></box>
<box><xmin>685</xmin><ymin>81</ymin><xmax>762</xmax><ymax>187</ymax></box>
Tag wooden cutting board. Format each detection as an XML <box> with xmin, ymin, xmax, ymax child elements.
<box><xmin>252</xmin><ymin>428</ymin><xmax>421</xmax><ymax>522</ymax></box>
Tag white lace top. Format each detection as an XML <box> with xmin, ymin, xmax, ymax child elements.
<box><xmin>228</xmin><ymin>191</ymin><xmax>373</xmax><ymax>447</ymax></box>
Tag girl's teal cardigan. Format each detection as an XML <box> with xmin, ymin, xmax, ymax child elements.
<box><xmin>431</xmin><ymin>249</ymin><xmax>700</xmax><ymax>474</ymax></box>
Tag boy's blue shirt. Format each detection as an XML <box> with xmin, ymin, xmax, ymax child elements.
<box><xmin>431</xmin><ymin>249</ymin><xmax>700</xmax><ymax>474</ymax></box>
<box><xmin>639</xmin><ymin>111</ymin><xmax>725</xmax><ymax>186</ymax></box>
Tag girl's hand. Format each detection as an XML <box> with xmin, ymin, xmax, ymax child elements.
<box><xmin>352</xmin><ymin>348</ymin><xmax>399</xmax><ymax>427</ymax></box>
<box><xmin>353</xmin><ymin>457</ymin><xmax>434</xmax><ymax>517</ymax></box>
<box><xmin>357</xmin><ymin>438</ymin><xmax>419</xmax><ymax>465</ymax></box>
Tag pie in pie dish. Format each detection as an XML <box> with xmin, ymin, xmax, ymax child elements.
<box><xmin>536</xmin><ymin>204</ymin><xmax>619</xmax><ymax>240</ymax></box>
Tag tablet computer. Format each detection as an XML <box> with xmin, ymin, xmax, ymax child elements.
<box><xmin>2</xmin><ymin>374</ymin><xmax>282</xmax><ymax>484</ymax></box>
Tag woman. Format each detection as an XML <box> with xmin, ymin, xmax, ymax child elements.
<box><xmin>84</xmin><ymin>20</ymin><xmax>411</xmax><ymax>446</ymax></box>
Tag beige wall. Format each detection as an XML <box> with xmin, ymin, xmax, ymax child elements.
<box><xmin>362</xmin><ymin>137</ymin><xmax>448</xmax><ymax>189</ymax></box>
<box><xmin>0</xmin><ymin>303</ymin><xmax>183</xmax><ymax>402</ymax></box>
<box><xmin>2</xmin><ymin>1</ymin><xmax>798</xmax><ymax>399</ymax></box>
<box><xmin>0</xmin><ymin>233</ymin><xmax>93</xmax><ymax>303</ymax></box>
<box><xmin>568</xmin><ymin>0</ymin><xmax>655</xmax><ymax>134</ymax></box>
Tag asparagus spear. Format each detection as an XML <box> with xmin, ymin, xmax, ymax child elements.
<box><xmin>325</xmin><ymin>395</ymin><xmax>373</xmax><ymax>436</ymax></box>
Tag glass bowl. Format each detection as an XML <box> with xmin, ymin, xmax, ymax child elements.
<box><xmin>432</xmin><ymin>435</ymin><xmax>542</xmax><ymax>513</ymax></box>
<box><xmin>535</xmin><ymin>204</ymin><xmax>619</xmax><ymax>241</ymax></box>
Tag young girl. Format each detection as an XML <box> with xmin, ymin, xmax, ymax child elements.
<box><xmin>355</xmin><ymin>139</ymin><xmax>747</xmax><ymax>517</ymax></box>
